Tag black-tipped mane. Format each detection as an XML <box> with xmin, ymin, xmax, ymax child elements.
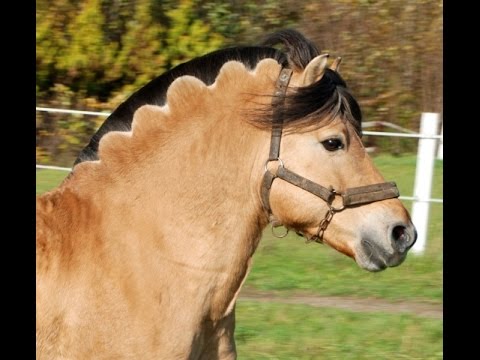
<box><xmin>74</xmin><ymin>46</ymin><xmax>286</xmax><ymax>165</ymax></box>
<box><xmin>259</xmin><ymin>29</ymin><xmax>320</xmax><ymax>70</ymax></box>
<box><xmin>278</xmin><ymin>69</ymin><xmax>362</xmax><ymax>135</ymax></box>
<box><xmin>74</xmin><ymin>29</ymin><xmax>361</xmax><ymax>165</ymax></box>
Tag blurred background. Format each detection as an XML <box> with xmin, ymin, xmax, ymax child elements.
<box><xmin>36</xmin><ymin>0</ymin><xmax>443</xmax><ymax>358</ymax></box>
<box><xmin>36</xmin><ymin>0</ymin><xmax>442</xmax><ymax>166</ymax></box>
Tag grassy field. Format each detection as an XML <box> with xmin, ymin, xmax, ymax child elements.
<box><xmin>235</xmin><ymin>301</ymin><xmax>442</xmax><ymax>359</ymax></box>
<box><xmin>36</xmin><ymin>168</ymin><xmax>70</xmax><ymax>195</ymax></box>
<box><xmin>36</xmin><ymin>154</ymin><xmax>443</xmax><ymax>358</ymax></box>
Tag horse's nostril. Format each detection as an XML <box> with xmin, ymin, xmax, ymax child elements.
<box><xmin>391</xmin><ymin>225</ymin><xmax>415</xmax><ymax>253</ymax></box>
<box><xmin>392</xmin><ymin>225</ymin><xmax>407</xmax><ymax>242</ymax></box>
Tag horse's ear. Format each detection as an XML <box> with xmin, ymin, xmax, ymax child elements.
<box><xmin>301</xmin><ymin>54</ymin><xmax>329</xmax><ymax>86</ymax></box>
<box><xmin>330</xmin><ymin>57</ymin><xmax>342</xmax><ymax>72</ymax></box>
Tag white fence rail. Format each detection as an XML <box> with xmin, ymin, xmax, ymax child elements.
<box><xmin>36</xmin><ymin>107</ymin><xmax>111</xmax><ymax>117</ymax></box>
<box><xmin>36</xmin><ymin>107</ymin><xmax>443</xmax><ymax>254</ymax></box>
<box><xmin>36</xmin><ymin>164</ymin><xmax>72</xmax><ymax>172</ymax></box>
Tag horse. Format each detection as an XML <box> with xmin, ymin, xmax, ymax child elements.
<box><xmin>36</xmin><ymin>29</ymin><xmax>417</xmax><ymax>359</ymax></box>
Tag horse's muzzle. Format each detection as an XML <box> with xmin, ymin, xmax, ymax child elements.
<box><xmin>357</xmin><ymin>221</ymin><xmax>417</xmax><ymax>272</ymax></box>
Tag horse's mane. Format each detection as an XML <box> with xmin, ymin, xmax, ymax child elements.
<box><xmin>74</xmin><ymin>29</ymin><xmax>361</xmax><ymax>165</ymax></box>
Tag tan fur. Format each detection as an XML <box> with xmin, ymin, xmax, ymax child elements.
<box><xmin>37</xmin><ymin>58</ymin><xmax>414</xmax><ymax>358</ymax></box>
<box><xmin>330</xmin><ymin>57</ymin><xmax>342</xmax><ymax>72</ymax></box>
<box><xmin>301</xmin><ymin>53</ymin><xmax>330</xmax><ymax>85</ymax></box>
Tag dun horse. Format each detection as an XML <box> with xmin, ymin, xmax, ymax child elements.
<box><xmin>36</xmin><ymin>30</ymin><xmax>417</xmax><ymax>359</ymax></box>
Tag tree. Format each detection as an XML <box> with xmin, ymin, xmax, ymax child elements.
<box><xmin>164</xmin><ymin>0</ymin><xmax>224</xmax><ymax>68</ymax></box>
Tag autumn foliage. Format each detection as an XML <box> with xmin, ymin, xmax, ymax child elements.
<box><xmin>36</xmin><ymin>0</ymin><xmax>442</xmax><ymax>166</ymax></box>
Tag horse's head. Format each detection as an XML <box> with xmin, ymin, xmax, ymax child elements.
<box><xmin>263</xmin><ymin>55</ymin><xmax>416</xmax><ymax>272</ymax></box>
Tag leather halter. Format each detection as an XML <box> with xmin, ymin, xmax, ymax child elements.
<box><xmin>260</xmin><ymin>67</ymin><xmax>400</xmax><ymax>243</ymax></box>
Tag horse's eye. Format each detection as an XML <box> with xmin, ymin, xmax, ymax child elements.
<box><xmin>321</xmin><ymin>138</ymin><xmax>344</xmax><ymax>151</ymax></box>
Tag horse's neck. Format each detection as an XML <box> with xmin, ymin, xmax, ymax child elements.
<box><xmin>135</xmin><ymin>115</ymin><xmax>268</xmax><ymax>263</ymax></box>
<box><xmin>67</xmin><ymin>105</ymin><xmax>269</xmax><ymax>321</ymax></box>
<box><xmin>64</xmin><ymin>60</ymin><xmax>282</xmax><ymax>320</ymax></box>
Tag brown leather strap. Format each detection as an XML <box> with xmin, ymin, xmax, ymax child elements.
<box><xmin>276</xmin><ymin>166</ymin><xmax>333</xmax><ymax>203</ymax></box>
<box><xmin>260</xmin><ymin>170</ymin><xmax>276</xmax><ymax>214</ymax></box>
<box><xmin>277</xmin><ymin>167</ymin><xmax>399</xmax><ymax>206</ymax></box>
<box><xmin>269</xmin><ymin>68</ymin><xmax>293</xmax><ymax>161</ymax></box>
<box><xmin>343</xmin><ymin>182</ymin><xmax>399</xmax><ymax>206</ymax></box>
<box><xmin>266</xmin><ymin>165</ymin><xmax>400</xmax><ymax>209</ymax></box>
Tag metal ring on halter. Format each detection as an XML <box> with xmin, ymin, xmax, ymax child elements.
<box><xmin>329</xmin><ymin>190</ymin><xmax>346</xmax><ymax>212</ymax></box>
<box><xmin>264</xmin><ymin>158</ymin><xmax>285</xmax><ymax>174</ymax></box>
<box><xmin>271</xmin><ymin>223</ymin><xmax>289</xmax><ymax>238</ymax></box>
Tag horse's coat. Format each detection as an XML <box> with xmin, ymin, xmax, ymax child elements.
<box><xmin>37</xmin><ymin>30</ymin><xmax>416</xmax><ymax>359</ymax></box>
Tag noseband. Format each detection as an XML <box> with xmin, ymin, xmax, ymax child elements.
<box><xmin>260</xmin><ymin>67</ymin><xmax>400</xmax><ymax>243</ymax></box>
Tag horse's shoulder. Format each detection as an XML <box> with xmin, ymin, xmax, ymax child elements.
<box><xmin>36</xmin><ymin>184</ymin><xmax>97</xmax><ymax>272</ymax></box>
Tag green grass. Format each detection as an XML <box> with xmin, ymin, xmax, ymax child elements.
<box><xmin>36</xmin><ymin>169</ymin><xmax>70</xmax><ymax>195</ymax></box>
<box><xmin>236</xmin><ymin>301</ymin><xmax>443</xmax><ymax>359</ymax></box>
<box><xmin>245</xmin><ymin>154</ymin><xmax>443</xmax><ymax>303</ymax></box>
<box><xmin>373</xmin><ymin>153</ymin><xmax>443</xmax><ymax>205</ymax></box>
<box><xmin>244</xmin><ymin>230</ymin><xmax>442</xmax><ymax>303</ymax></box>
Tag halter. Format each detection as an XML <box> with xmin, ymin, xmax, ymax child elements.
<box><xmin>260</xmin><ymin>67</ymin><xmax>400</xmax><ymax>243</ymax></box>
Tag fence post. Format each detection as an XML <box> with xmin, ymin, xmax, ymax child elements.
<box><xmin>411</xmin><ymin>113</ymin><xmax>440</xmax><ymax>255</ymax></box>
